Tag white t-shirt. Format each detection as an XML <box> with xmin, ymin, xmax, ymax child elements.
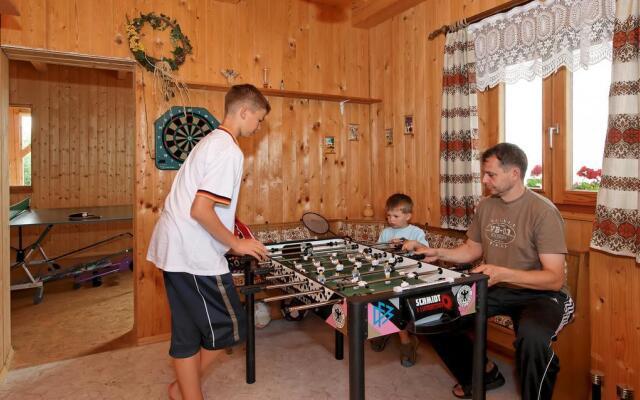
<box><xmin>147</xmin><ymin>126</ymin><xmax>243</xmax><ymax>276</ymax></box>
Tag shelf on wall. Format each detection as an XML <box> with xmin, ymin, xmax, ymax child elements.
<box><xmin>184</xmin><ymin>80</ymin><xmax>382</xmax><ymax>104</ymax></box>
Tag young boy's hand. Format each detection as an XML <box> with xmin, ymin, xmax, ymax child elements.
<box><xmin>232</xmin><ymin>238</ymin><xmax>268</xmax><ymax>261</ymax></box>
<box><xmin>401</xmin><ymin>240</ymin><xmax>421</xmax><ymax>252</ymax></box>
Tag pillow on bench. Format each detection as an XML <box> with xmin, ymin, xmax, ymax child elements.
<box><xmin>249</xmin><ymin>222</ymin><xmax>317</xmax><ymax>244</ymax></box>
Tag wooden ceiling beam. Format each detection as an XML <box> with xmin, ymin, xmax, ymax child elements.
<box><xmin>0</xmin><ymin>0</ymin><xmax>19</xmax><ymax>16</ymax></box>
<box><xmin>351</xmin><ymin>0</ymin><xmax>424</xmax><ymax>28</ymax></box>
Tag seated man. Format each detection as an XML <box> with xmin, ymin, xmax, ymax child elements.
<box><xmin>404</xmin><ymin>143</ymin><xmax>574</xmax><ymax>400</ymax></box>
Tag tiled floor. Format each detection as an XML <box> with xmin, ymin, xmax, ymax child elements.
<box><xmin>0</xmin><ymin>316</ymin><xmax>519</xmax><ymax>399</ymax></box>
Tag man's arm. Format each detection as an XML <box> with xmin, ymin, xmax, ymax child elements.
<box><xmin>403</xmin><ymin>238</ymin><xmax>483</xmax><ymax>264</ymax></box>
<box><xmin>191</xmin><ymin>195</ymin><xmax>267</xmax><ymax>260</ymax></box>
<box><xmin>472</xmin><ymin>253</ymin><xmax>565</xmax><ymax>290</ymax></box>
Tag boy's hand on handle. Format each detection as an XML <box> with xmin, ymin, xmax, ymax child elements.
<box><xmin>401</xmin><ymin>240</ymin><xmax>423</xmax><ymax>252</ymax></box>
<box><xmin>232</xmin><ymin>238</ymin><xmax>268</xmax><ymax>261</ymax></box>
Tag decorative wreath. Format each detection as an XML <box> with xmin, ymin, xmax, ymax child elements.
<box><xmin>126</xmin><ymin>12</ymin><xmax>193</xmax><ymax>73</ymax></box>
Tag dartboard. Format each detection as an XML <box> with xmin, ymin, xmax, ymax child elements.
<box><xmin>154</xmin><ymin>107</ymin><xmax>220</xmax><ymax>170</ymax></box>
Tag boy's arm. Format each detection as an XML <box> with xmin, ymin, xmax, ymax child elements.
<box><xmin>191</xmin><ymin>196</ymin><xmax>267</xmax><ymax>260</ymax></box>
<box><xmin>377</xmin><ymin>228</ymin><xmax>387</xmax><ymax>244</ymax></box>
<box><xmin>414</xmin><ymin>227</ymin><xmax>428</xmax><ymax>246</ymax></box>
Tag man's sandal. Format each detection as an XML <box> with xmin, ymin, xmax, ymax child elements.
<box><xmin>452</xmin><ymin>364</ymin><xmax>506</xmax><ymax>399</ymax></box>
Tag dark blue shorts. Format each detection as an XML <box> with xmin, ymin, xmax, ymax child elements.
<box><xmin>163</xmin><ymin>271</ymin><xmax>246</xmax><ymax>358</ymax></box>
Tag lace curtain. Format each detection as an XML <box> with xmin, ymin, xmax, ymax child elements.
<box><xmin>468</xmin><ymin>0</ymin><xmax>616</xmax><ymax>91</ymax></box>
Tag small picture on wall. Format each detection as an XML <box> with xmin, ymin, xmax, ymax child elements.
<box><xmin>348</xmin><ymin>123</ymin><xmax>359</xmax><ymax>141</ymax></box>
<box><xmin>385</xmin><ymin>128</ymin><xmax>393</xmax><ymax>146</ymax></box>
<box><xmin>404</xmin><ymin>115</ymin><xmax>414</xmax><ymax>135</ymax></box>
<box><xmin>324</xmin><ymin>136</ymin><xmax>336</xmax><ymax>154</ymax></box>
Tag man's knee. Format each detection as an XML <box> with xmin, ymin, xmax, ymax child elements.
<box><xmin>514</xmin><ymin>321</ymin><xmax>555</xmax><ymax>354</ymax></box>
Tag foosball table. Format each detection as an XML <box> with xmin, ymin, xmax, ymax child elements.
<box><xmin>236</xmin><ymin>238</ymin><xmax>489</xmax><ymax>400</ymax></box>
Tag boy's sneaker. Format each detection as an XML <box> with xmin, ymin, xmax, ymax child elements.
<box><xmin>369</xmin><ymin>335</ymin><xmax>390</xmax><ymax>352</ymax></box>
<box><xmin>400</xmin><ymin>337</ymin><xmax>418</xmax><ymax>367</ymax></box>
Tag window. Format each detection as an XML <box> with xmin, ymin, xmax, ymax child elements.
<box><xmin>503</xmin><ymin>58</ymin><xmax>612</xmax><ymax>208</ymax></box>
<box><xmin>9</xmin><ymin>106</ymin><xmax>32</xmax><ymax>187</ymax></box>
<box><xmin>505</xmin><ymin>77</ymin><xmax>543</xmax><ymax>190</ymax></box>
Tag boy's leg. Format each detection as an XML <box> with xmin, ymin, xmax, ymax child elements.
<box><xmin>174</xmin><ymin>352</ymin><xmax>204</xmax><ymax>400</ymax></box>
<box><xmin>199</xmin><ymin>348</ymin><xmax>220</xmax><ymax>376</ymax></box>
<box><xmin>170</xmin><ymin>348</ymin><xmax>221</xmax><ymax>399</ymax></box>
<box><xmin>398</xmin><ymin>329</ymin><xmax>411</xmax><ymax>344</ymax></box>
<box><xmin>398</xmin><ymin>330</ymin><xmax>418</xmax><ymax>367</ymax></box>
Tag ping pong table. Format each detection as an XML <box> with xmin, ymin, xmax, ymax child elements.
<box><xmin>9</xmin><ymin>200</ymin><xmax>133</xmax><ymax>304</ymax></box>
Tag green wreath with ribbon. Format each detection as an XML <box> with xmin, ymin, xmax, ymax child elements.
<box><xmin>126</xmin><ymin>12</ymin><xmax>193</xmax><ymax>72</ymax></box>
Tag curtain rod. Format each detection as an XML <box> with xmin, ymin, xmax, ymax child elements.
<box><xmin>428</xmin><ymin>0</ymin><xmax>534</xmax><ymax>40</ymax></box>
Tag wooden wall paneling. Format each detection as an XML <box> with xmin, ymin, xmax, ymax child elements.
<box><xmin>134</xmin><ymin>66</ymin><xmax>170</xmax><ymax>340</ymax></box>
<box><xmin>280</xmin><ymin>99</ymin><xmax>294</xmax><ymax>220</ymax></box>
<box><xmin>562</xmin><ymin>215</ymin><xmax>594</xmax><ymax>253</ymax></box>
<box><xmin>7</xmin><ymin>107</ymin><xmax>19</xmax><ymax>185</ymax></box>
<box><xmin>424</xmin><ymin>1</ymin><xmax>449</xmax><ymax>226</ymax></box>
<box><xmin>476</xmin><ymin>85</ymin><xmax>500</xmax><ymax>151</ymax></box>
<box><xmin>327</xmin><ymin>101</ymin><xmax>344</xmax><ymax>219</ymax></box>
<box><xmin>378</xmin><ymin>21</ymin><xmax>394</xmax><ymax>219</ymax></box>
<box><xmin>69</xmin><ymin>66</ymin><xmax>80</xmax><ymax>204</ymax></box>
<box><xmin>1</xmin><ymin>48</ymin><xmax>12</xmax><ymax>379</ymax></box>
<box><xmin>297</xmin><ymin>99</ymin><xmax>312</xmax><ymax>218</ymax></box>
<box><xmin>590</xmin><ymin>252</ymin><xmax>639</xmax><ymax>400</ymax></box>
<box><xmin>3</xmin><ymin>0</ymin><xmax>372</xmax><ymax>98</ymax></box>
<box><xmin>268</xmin><ymin>97</ymin><xmax>284</xmax><ymax>224</ymax></box>
<box><xmin>48</xmin><ymin>65</ymin><xmax>60</xmax><ymax>207</ymax></box>
<box><xmin>87</xmin><ymin>69</ymin><xmax>99</xmax><ymax>207</ymax></box>
<box><xmin>553</xmin><ymin>251</ymin><xmax>591</xmax><ymax>400</ymax></box>
<box><xmin>393</xmin><ymin>13</ymin><xmax>407</xmax><ymax>196</ymax></box>
<box><xmin>412</xmin><ymin>4</ymin><xmax>427</xmax><ymax>225</ymax></box>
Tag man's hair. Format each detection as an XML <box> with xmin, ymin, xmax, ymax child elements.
<box><xmin>224</xmin><ymin>84</ymin><xmax>271</xmax><ymax>116</ymax></box>
<box><xmin>481</xmin><ymin>142</ymin><xmax>528</xmax><ymax>180</ymax></box>
<box><xmin>385</xmin><ymin>193</ymin><xmax>413</xmax><ymax>213</ymax></box>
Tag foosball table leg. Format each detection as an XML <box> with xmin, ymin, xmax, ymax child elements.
<box><xmin>348</xmin><ymin>301</ymin><xmax>367</xmax><ymax>400</ymax></box>
<box><xmin>472</xmin><ymin>277</ymin><xmax>488</xmax><ymax>400</ymax></box>
<box><xmin>335</xmin><ymin>330</ymin><xmax>344</xmax><ymax>360</ymax></box>
<box><xmin>245</xmin><ymin>266</ymin><xmax>256</xmax><ymax>384</ymax></box>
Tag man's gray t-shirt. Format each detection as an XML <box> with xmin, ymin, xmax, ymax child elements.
<box><xmin>467</xmin><ymin>189</ymin><xmax>567</xmax><ymax>290</ymax></box>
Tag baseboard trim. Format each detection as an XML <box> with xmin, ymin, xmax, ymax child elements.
<box><xmin>136</xmin><ymin>333</ymin><xmax>170</xmax><ymax>346</ymax></box>
<box><xmin>0</xmin><ymin>348</ymin><xmax>15</xmax><ymax>383</ymax></box>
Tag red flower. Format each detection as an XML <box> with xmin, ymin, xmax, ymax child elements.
<box><xmin>530</xmin><ymin>164</ymin><xmax>542</xmax><ymax>176</ymax></box>
<box><xmin>577</xmin><ymin>166</ymin><xmax>589</xmax><ymax>178</ymax></box>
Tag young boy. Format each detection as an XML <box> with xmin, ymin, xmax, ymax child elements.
<box><xmin>146</xmin><ymin>84</ymin><xmax>270</xmax><ymax>400</ymax></box>
<box><xmin>371</xmin><ymin>193</ymin><xmax>428</xmax><ymax>367</ymax></box>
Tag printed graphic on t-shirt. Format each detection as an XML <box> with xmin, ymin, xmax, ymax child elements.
<box><xmin>484</xmin><ymin>218</ymin><xmax>517</xmax><ymax>248</ymax></box>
